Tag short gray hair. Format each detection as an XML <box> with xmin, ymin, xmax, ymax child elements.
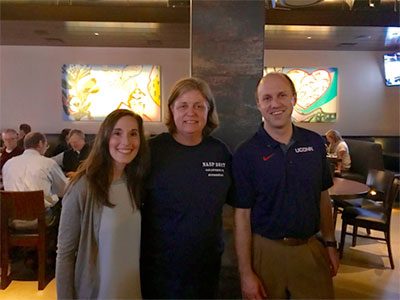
<box><xmin>67</xmin><ymin>129</ymin><xmax>85</xmax><ymax>140</ymax></box>
<box><xmin>2</xmin><ymin>128</ymin><xmax>18</xmax><ymax>136</ymax></box>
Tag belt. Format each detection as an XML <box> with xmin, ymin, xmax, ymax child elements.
<box><xmin>276</xmin><ymin>237</ymin><xmax>311</xmax><ymax>246</ymax></box>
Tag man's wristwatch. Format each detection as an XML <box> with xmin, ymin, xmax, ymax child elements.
<box><xmin>324</xmin><ymin>240</ymin><xmax>338</xmax><ymax>248</ymax></box>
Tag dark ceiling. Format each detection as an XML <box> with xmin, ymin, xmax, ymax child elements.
<box><xmin>0</xmin><ymin>0</ymin><xmax>399</xmax><ymax>51</ymax></box>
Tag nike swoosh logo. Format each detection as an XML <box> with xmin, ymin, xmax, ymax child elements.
<box><xmin>263</xmin><ymin>153</ymin><xmax>274</xmax><ymax>161</ymax></box>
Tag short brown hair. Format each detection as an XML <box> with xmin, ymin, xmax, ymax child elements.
<box><xmin>19</xmin><ymin>123</ymin><xmax>31</xmax><ymax>134</ymax></box>
<box><xmin>24</xmin><ymin>132</ymin><xmax>46</xmax><ymax>149</ymax></box>
<box><xmin>67</xmin><ymin>129</ymin><xmax>85</xmax><ymax>141</ymax></box>
<box><xmin>165</xmin><ymin>77</ymin><xmax>219</xmax><ymax>137</ymax></box>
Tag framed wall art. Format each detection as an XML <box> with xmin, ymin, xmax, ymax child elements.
<box><xmin>62</xmin><ymin>64</ymin><xmax>161</xmax><ymax>122</ymax></box>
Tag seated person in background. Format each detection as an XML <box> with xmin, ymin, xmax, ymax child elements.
<box><xmin>0</xmin><ymin>129</ymin><xmax>24</xmax><ymax>174</ymax></box>
<box><xmin>52</xmin><ymin>128</ymin><xmax>71</xmax><ymax>156</ymax></box>
<box><xmin>2</xmin><ymin>132</ymin><xmax>68</xmax><ymax>222</ymax></box>
<box><xmin>17</xmin><ymin>123</ymin><xmax>31</xmax><ymax>148</ymax></box>
<box><xmin>52</xmin><ymin>129</ymin><xmax>90</xmax><ymax>177</ymax></box>
<box><xmin>326</xmin><ymin>129</ymin><xmax>351</xmax><ymax>174</ymax></box>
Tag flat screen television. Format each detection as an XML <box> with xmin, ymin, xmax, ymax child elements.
<box><xmin>384</xmin><ymin>52</ymin><xmax>400</xmax><ymax>87</ymax></box>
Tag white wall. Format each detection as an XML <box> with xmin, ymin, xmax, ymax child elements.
<box><xmin>265</xmin><ymin>50</ymin><xmax>400</xmax><ymax>136</ymax></box>
<box><xmin>1</xmin><ymin>46</ymin><xmax>399</xmax><ymax>137</ymax></box>
<box><xmin>0</xmin><ymin>46</ymin><xmax>190</xmax><ymax>135</ymax></box>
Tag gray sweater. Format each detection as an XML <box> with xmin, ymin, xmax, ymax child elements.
<box><xmin>56</xmin><ymin>176</ymin><xmax>102</xmax><ymax>299</ymax></box>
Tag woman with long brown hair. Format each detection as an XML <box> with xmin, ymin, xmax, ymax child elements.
<box><xmin>56</xmin><ymin>109</ymin><xmax>149</xmax><ymax>299</ymax></box>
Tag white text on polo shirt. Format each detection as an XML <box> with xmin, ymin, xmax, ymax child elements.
<box><xmin>294</xmin><ymin>146</ymin><xmax>314</xmax><ymax>153</ymax></box>
<box><xmin>202</xmin><ymin>162</ymin><xmax>226</xmax><ymax>177</ymax></box>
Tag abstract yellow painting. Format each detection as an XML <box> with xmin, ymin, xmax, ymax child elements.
<box><xmin>62</xmin><ymin>64</ymin><xmax>161</xmax><ymax>121</ymax></box>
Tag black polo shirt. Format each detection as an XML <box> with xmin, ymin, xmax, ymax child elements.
<box><xmin>232</xmin><ymin>124</ymin><xmax>333</xmax><ymax>240</ymax></box>
<box><xmin>62</xmin><ymin>144</ymin><xmax>90</xmax><ymax>173</ymax></box>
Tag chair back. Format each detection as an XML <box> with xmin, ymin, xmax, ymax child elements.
<box><xmin>384</xmin><ymin>178</ymin><xmax>399</xmax><ymax>224</ymax></box>
<box><xmin>0</xmin><ymin>190</ymin><xmax>52</xmax><ymax>290</ymax></box>
<box><xmin>0</xmin><ymin>190</ymin><xmax>46</xmax><ymax>233</ymax></box>
<box><xmin>365</xmin><ymin>169</ymin><xmax>395</xmax><ymax>202</ymax></box>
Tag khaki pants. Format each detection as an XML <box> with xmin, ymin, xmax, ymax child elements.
<box><xmin>252</xmin><ymin>234</ymin><xmax>334</xmax><ymax>299</ymax></box>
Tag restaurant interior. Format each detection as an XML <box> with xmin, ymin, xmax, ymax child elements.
<box><xmin>0</xmin><ymin>0</ymin><xmax>399</xmax><ymax>299</ymax></box>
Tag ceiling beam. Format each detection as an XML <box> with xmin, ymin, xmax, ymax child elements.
<box><xmin>0</xmin><ymin>3</ymin><xmax>190</xmax><ymax>23</ymax></box>
<box><xmin>1</xmin><ymin>2</ymin><xmax>398</xmax><ymax>27</ymax></box>
<box><xmin>265</xmin><ymin>10</ymin><xmax>399</xmax><ymax>27</ymax></box>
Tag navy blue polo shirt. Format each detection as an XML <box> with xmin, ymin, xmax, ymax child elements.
<box><xmin>232</xmin><ymin>124</ymin><xmax>333</xmax><ymax>240</ymax></box>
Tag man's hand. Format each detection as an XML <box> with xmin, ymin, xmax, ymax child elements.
<box><xmin>240</xmin><ymin>271</ymin><xmax>267</xmax><ymax>300</ymax></box>
<box><xmin>319</xmin><ymin>190</ymin><xmax>340</xmax><ymax>276</ymax></box>
<box><xmin>326</xmin><ymin>246</ymin><xmax>340</xmax><ymax>276</ymax></box>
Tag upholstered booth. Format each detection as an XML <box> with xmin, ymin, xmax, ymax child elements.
<box><xmin>341</xmin><ymin>139</ymin><xmax>385</xmax><ymax>183</ymax></box>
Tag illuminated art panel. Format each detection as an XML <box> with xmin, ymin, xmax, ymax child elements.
<box><xmin>265</xmin><ymin>67</ymin><xmax>338</xmax><ymax>123</ymax></box>
<box><xmin>62</xmin><ymin>64</ymin><xmax>161</xmax><ymax>121</ymax></box>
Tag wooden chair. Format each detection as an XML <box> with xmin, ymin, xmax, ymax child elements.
<box><xmin>338</xmin><ymin>177</ymin><xmax>399</xmax><ymax>269</ymax></box>
<box><xmin>1</xmin><ymin>190</ymin><xmax>56</xmax><ymax>290</ymax></box>
<box><xmin>332</xmin><ymin>169</ymin><xmax>395</xmax><ymax>228</ymax></box>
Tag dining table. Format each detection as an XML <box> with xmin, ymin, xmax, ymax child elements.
<box><xmin>329</xmin><ymin>177</ymin><xmax>370</xmax><ymax>226</ymax></box>
<box><xmin>327</xmin><ymin>154</ymin><xmax>342</xmax><ymax>163</ymax></box>
<box><xmin>329</xmin><ymin>177</ymin><xmax>369</xmax><ymax>200</ymax></box>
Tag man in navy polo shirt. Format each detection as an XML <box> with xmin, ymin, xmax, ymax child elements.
<box><xmin>233</xmin><ymin>73</ymin><xmax>339</xmax><ymax>299</ymax></box>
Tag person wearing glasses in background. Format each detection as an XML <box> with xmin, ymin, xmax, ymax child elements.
<box><xmin>141</xmin><ymin>77</ymin><xmax>235</xmax><ymax>299</ymax></box>
<box><xmin>52</xmin><ymin>129</ymin><xmax>90</xmax><ymax>177</ymax></box>
<box><xmin>232</xmin><ymin>73</ymin><xmax>339</xmax><ymax>299</ymax></box>
<box><xmin>0</xmin><ymin>129</ymin><xmax>24</xmax><ymax>174</ymax></box>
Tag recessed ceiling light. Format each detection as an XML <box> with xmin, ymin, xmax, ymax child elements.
<box><xmin>355</xmin><ymin>35</ymin><xmax>371</xmax><ymax>40</ymax></box>
<box><xmin>94</xmin><ymin>32</ymin><xmax>99</xmax><ymax>36</ymax></box>
<box><xmin>337</xmin><ymin>42</ymin><xmax>358</xmax><ymax>47</ymax></box>
<box><xmin>65</xmin><ymin>22</ymin><xmax>160</xmax><ymax>30</ymax></box>
<box><xmin>280</xmin><ymin>0</ymin><xmax>322</xmax><ymax>7</ymax></box>
<box><xmin>45</xmin><ymin>37</ymin><xmax>64</xmax><ymax>44</ymax></box>
<box><xmin>307</xmin><ymin>36</ymin><xmax>312</xmax><ymax>39</ymax></box>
